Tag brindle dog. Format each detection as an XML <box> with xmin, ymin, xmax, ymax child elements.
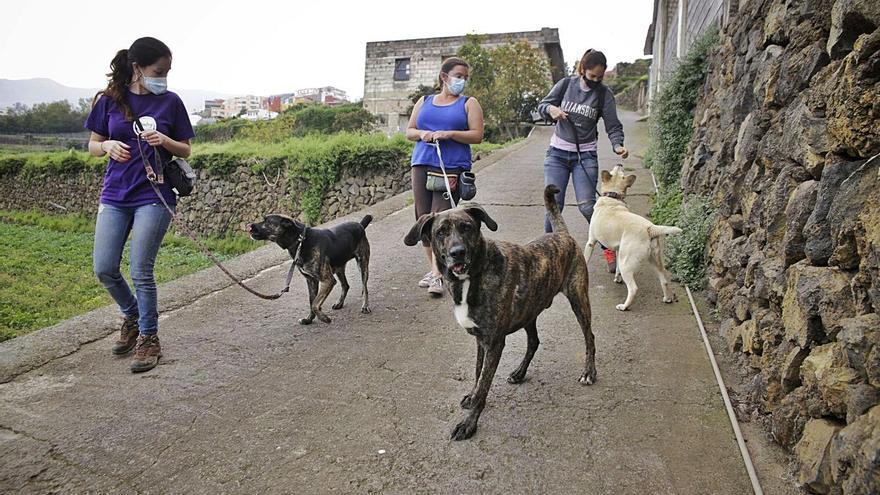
<box><xmin>404</xmin><ymin>185</ymin><xmax>596</xmax><ymax>440</ymax></box>
<box><xmin>247</xmin><ymin>214</ymin><xmax>372</xmax><ymax>325</ymax></box>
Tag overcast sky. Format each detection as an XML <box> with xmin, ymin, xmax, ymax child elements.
<box><xmin>1</xmin><ymin>0</ymin><xmax>654</xmax><ymax>100</ymax></box>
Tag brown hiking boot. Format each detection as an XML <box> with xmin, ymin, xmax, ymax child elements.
<box><xmin>130</xmin><ymin>334</ymin><xmax>162</xmax><ymax>373</ymax></box>
<box><xmin>112</xmin><ymin>315</ymin><xmax>140</xmax><ymax>355</ymax></box>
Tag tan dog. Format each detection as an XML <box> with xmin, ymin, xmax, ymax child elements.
<box><xmin>586</xmin><ymin>164</ymin><xmax>682</xmax><ymax>311</ymax></box>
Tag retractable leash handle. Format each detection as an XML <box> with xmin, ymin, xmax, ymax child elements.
<box><xmin>133</xmin><ymin>118</ymin><xmax>163</xmax><ymax>184</ymax></box>
<box><xmin>431</xmin><ymin>141</ymin><xmax>457</xmax><ymax>209</ymax></box>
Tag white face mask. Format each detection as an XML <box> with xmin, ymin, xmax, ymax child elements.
<box><xmin>446</xmin><ymin>76</ymin><xmax>466</xmax><ymax>96</ymax></box>
<box><xmin>136</xmin><ymin>68</ymin><xmax>168</xmax><ymax>95</ymax></box>
<box><xmin>142</xmin><ymin>75</ymin><xmax>168</xmax><ymax>95</ymax></box>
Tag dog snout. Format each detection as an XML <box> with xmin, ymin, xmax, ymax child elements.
<box><xmin>448</xmin><ymin>244</ymin><xmax>467</xmax><ymax>261</ymax></box>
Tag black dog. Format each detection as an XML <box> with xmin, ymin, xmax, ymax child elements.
<box><xmin>404</xmin><ymin>186</ymin><xmax>596</xmax><ymax>440</ymax></box>
<box><xmin>247</xmin><ymin>214</ymin><xmax>372</xmax><ymax>324</ymax></box>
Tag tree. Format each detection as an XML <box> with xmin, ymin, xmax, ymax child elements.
<box><xmin>0</xmin><ymin>100</ymin><xmax>91</xmax><ymax>134</ymax></box>
<box><xmin>456</xmin><ymin>36</ymin><xmax>553</xmax><ymax>140</ymax></box>
<box><xmin>490</xmin><ymin>40</ymin><xmax>552</xmax><ymax>137</ymax></box>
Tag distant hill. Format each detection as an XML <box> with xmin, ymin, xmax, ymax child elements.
<box><xmin>0</xmin><ymin>78</ymin><xmax>227</xmax><ymax>115</ymax></box>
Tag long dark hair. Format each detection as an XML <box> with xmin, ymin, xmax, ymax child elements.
<box><xmin>93</xmin><ymin>37</ymin><xmax>172</xmax><ymax>121</ymax></box>
<box><xmin>577</xmin><ymin>49</ymin><xmax>607</xmax><ymax>76</ymax></box>
<box><xmin>438</xmin><ymin>57</ymin><xmax>469</xmax><ymax>90</ymax></box>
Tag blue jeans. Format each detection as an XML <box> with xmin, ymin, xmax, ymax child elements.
<box><xmin>543</xmin><ymin>147</ymin><xmax>599</xmax><ymax>232</ymax></box>
<box><xmin>93</xmin><ymin>203</ymin><xmax>173</xmax><ymax>335</ymax></box>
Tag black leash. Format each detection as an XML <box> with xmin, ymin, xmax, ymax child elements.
<box><xmin>132</xmin><ymin>123</ymin><xmax>294</xmax><ymax>300</ymax></box>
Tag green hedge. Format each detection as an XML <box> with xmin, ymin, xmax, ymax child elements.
<box><xmin>2</xmin><ymin>133</ymin><xmax>511</xmax><ymax>225</ymax></box>
<box><xmin>194</xmin><ymin>103</ymin><xmax>377</xmax><ymax>143</ymax></box>
<box><xmin>0</xmin><ymin>150</ymin><xmax>104</xmax><ymax>177</ymax></box>
<box><xmin>648</xmin><ymin>28</ymin><xmax>718</xmax><ymax>189</ymax></box>
<box><xmin>647</xmin><ymin>28</ymin><xmax>719</xmax><ymax>289</ymax></box>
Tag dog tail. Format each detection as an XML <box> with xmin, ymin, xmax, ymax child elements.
<box><xmin>648</xmin><ymin>224</ymin><xmax>682</xmax><ymax>238</ymax></box>
<box><xmin>360</xmin><ymin>215</ymin><xmax>373</xmax><ymax>229</ymax></box>
<box><xmin>544</xmin><ymin>185</ymin><xmax>568</xmax><ymax>234</ymax></box>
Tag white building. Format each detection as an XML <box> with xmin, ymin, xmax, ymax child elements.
<box><xmin>240</xmin><ymin>109</ymin><xmax>279</xmax><ymax>121</ymax></box>
<box><xmin>223</xmin><ymin>95</ymin><xmax>267</xmax><ymax>117</ymax></box>
<box><xmin>288</xmin><ymin>87</ymin><xmax>349</xmax><ymax>106</ymax></box>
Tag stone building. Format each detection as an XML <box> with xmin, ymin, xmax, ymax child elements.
<box><xmin>363</xmin><ymin>28</ymin><xmax>566</xmax><ymax>134</ymax></box>
<box><xmin>644</xmin><ymin>0</ymin><xmax>737</xmax><ymax>108</ymax></box>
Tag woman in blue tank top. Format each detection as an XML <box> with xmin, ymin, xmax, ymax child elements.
<box><xmin>405</xmin><ymin>57</ymin><xmax>484</xmax><ymax>297</ymax></box>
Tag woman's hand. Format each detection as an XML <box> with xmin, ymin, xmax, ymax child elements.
<box><xmin>419</xmin><ymin>130</ymin><xmax>436</xmax><ymax>142</ymax></box>
<box><xmin>141</xmin><ymin>130</ymin><xmax>167</xmax><ymax>147</ymax></box>
<box><xmin>432</xmin><ymin>130</ymin><xmax>454</xmax><ymax>141</ymax></box>
<box><xmin>101</xmin><ymin>140</ymin><xmax>131</xmax><ymax>162</ymax></box>
<box><xmin>613</xmin><ymin>145</ymin><xmax>629</xmax><ymax>159</ymax></box>
<box><xmin>548</xmin><ymin>105</ymin><xmax>568</xmax><ymax>121</ymax></box>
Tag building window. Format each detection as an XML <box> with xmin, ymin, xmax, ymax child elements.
<box><xmin>393</xmin><ymin>58</ymin><xmax>411</xmax><ymax>81</ymax></box>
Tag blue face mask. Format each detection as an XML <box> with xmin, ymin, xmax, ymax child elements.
<box><xmin>143</xmin><ymin>75</ymin><xmax>168</xmax><ymax>95</ymax></box>
<box><xmin>446</xmin><ymin>76</ymin><xmax>466</xmax><ymax>96</ymax></box>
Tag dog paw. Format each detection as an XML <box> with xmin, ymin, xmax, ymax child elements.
<box><xmin>460</xmin><ymin>394</ymin><xmax>474</xmax><ymax>409</ymax></box>
<box><xmin>614</xmin><ymin>275</ymin><xmax>623</xmax><ymax>284</ymax></box>
<box><xmin>615</xmin><ymin>304</ymin><xmax>628</xmax><ymax>311</ymax></box>
<box><xmin>507</xmin><ymin>371</ymin><xmax>526</xmax><ymax>384</ymax></box>
<box><xmin>361</xmin><ymin>306</ymin><xmax>372</xmax><ymax>314</ymax></box>
<box><xmin>331</xmin><ymin>302</ymin><xmax>344</xmax><ymax>310</ymax></box>
<box><xmin>298</xmin><ymin>318</ymin><xmax>313</xmax><ymax>326</ymax></box>
<box><xmin>450</xmin><ymin>417</ymin><xmax>478</xmax><ymax>441</ymax></box>
<box><xmin>579</xmin><ymin>369</ymin><xmax>597</xmax><ymax>385</ymax></box>
<box><xmin>317</xmin><ymin>314</ymin><xmax>332</xmax><ymax>324</ymax></box>
<box><xmin>663</xmin><ymin>295</ymin><xmax>675</xmax><ymax>303</ymax></box>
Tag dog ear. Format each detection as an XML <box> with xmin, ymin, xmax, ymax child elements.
<box><xmin>601</xmin><ymin>170</ymin><xmax>612</xmax><ymax>182</ymax></box>
<box><xmin>404</xmin><ymin>213</ymin><xmax>436</xmax><ymax>246</ymax></box>
<box><xmin>625</xmin><ymin>174</ymin><xmax>637</xmax><ymax>187</ymax></box>
<box><xmin>463</xmin><ymin>205</ymin><xmax>498</xmax><ymax>231</ymax></box>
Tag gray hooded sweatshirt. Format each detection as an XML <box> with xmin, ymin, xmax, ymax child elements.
<box><xmin>537</xmin><ymin>76</ymin><xmax>625</xmax><ymax>149</ymax></box>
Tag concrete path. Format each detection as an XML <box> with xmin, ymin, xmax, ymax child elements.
<box><xmin>0</xmin><ymin>113</ymin><xmax>754</xmax><ymax>494</ymax></box>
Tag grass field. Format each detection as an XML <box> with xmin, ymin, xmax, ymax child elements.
<box><xmin>0</xmin><ymin>209</ymin><xmax>257</xmax><ymax>342</ymax></box>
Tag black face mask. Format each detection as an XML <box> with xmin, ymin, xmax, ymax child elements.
<box><xmin>584</xmin><ymin>77</ymin><xmax>602</xmax><ymax>89</ymax></box>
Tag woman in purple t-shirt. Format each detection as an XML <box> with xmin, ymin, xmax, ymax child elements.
<box><xmin>85</xmin><ymin>37</ymin><xmax>195</xmax><ymax>373</ymax></box>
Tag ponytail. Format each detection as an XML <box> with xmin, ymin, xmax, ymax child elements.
<box><xmin>95</xmin><ymin>48</ymin><xmax>135</xmax><ymax>121</ymax></box>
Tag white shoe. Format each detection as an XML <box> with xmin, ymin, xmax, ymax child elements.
<box><xmin>418</xmin><ymin>271</ymin><xmax>434</xmax><ymax>288</ymax></box>
<box><xmin>428</xmin><ymin>276</ymin><xmax>444</xmax><ymax>297</ymax></box>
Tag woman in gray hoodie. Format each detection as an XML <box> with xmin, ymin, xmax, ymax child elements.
<box><xmin>537</xmin><ymin>49</ymin><xmax>628</xmax><ymax>272</ymax></box>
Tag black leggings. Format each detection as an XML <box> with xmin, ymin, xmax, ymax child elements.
<box><xmin>411</xmin><ymin>166</ymin><xmax>461</xmax><ymax>246</ymax></box>
<box><xmin>411</xmin><ymin>166</ymin><xmax>461</xmax><ymax>219</ymax></box>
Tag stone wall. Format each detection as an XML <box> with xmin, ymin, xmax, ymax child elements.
<box><xmin>616</xmin><ymin>79</ymin><xmax>649</xmax><ymax>114</ymax></box>
<box><xmin>0</xmin><ymin>164</ymin><xmax>411</xmax><ymax>237</ymax></box>
<box><xmin>677</xmin><ymin>0</ymin><xmax>880</xmax><ymax>493</ymax></box>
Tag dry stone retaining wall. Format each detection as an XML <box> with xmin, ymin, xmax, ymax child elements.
<box><xmin>0</xmin><ymin>164</ymin><xmax>412</xmax><ymax>237</ymax></box>
<box><xmin>678</xmin><ymin>0</ymin><xmax>880</xmax><ymax>493</ymax></box>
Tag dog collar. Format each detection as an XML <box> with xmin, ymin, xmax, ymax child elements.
<box><xmin>292</xmin><ymin>230</ymin><xmax>307</xmax><ymax>266</ymax></box>
<box><xmin>601</xmin><ymin>191</ymin><xmax>626</xmax><ymax>201</ymax></box>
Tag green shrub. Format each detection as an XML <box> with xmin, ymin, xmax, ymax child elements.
<box><xmin>649</xmin><ymin>184</ymin><xmax>683</xmax><ymax>227</ymax></box>
<box><xmin>648</xmin><ymin>28</ymin><xmax>718</xmax><ymax>189</ymax></box>
<box><xmin>0</xmin><ymin>150</ymin><xmax>104</xmax><ymax>177</ymax></box>
<box><xmin>194</xmin><ymin>103</ymin><xmax>376</xmax><ymax>143</ymax></box>
<box><xmin>645</xmin><ymin>27</ymin><xmax>719</xmax><ymax>289</ymax></box>
<box><xmin>661</xmin><ymin>197</ymin><xmax>715</xmax><ymax>289</ymax></box>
